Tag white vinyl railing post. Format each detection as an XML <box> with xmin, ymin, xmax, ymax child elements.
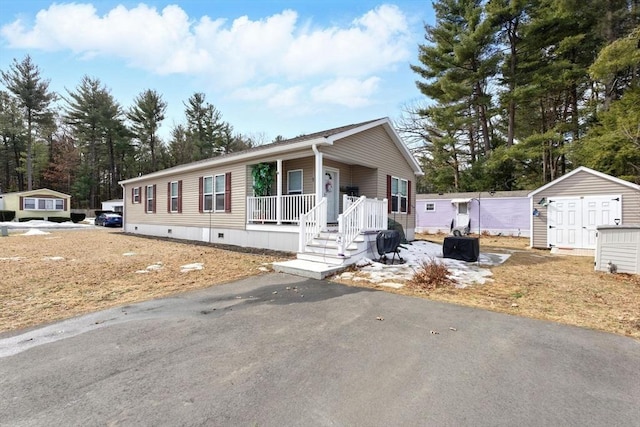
<box><xmin>299</xmin><ymin>212</ymin><xmax>307</xmax><ymax>252</ymax></box>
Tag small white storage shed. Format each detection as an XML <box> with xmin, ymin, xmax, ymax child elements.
<box><xmin>529</xmin><ymin>167</ymin><xmax>640</xmax><ymax>251</ymax></box>
<box><xmin>595</xmin><ymin>225</ymin><xmax>640</xmax><ymax>274</ymax></box>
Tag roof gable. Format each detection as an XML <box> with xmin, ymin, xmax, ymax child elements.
<box><xmin>528</xmin><ymin>166</ymin><xmax>640</xmax><ymax>197</ymax></box>
<box><xmin>0</xmin><ymin>188</ymin><xmax>70</xmax><ymax>198</ymax></box>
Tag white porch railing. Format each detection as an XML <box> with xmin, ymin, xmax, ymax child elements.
<box><xmin>299</xmin><ymin>197</ymin><xmax>327</xmax><ymax>252</ymax></box>
<box><xmin>337</xmin><ymin>196</ymin><xmax>388</xmax><ymax>255</ymax></box>
<box><xmin>247</xmin><ymin>194</ymin><xmax>315</xmax><ymax>224</ymax></box>
<box><xmin>282</xmin><ymin>194</ymin><xmax>315</xmax><ymax>223</ymax></box>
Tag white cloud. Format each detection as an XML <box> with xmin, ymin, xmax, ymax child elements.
<box><xmin>1</xmin><ymin>3</ymin><xmax>413</xmax><ymax>110</ymax></box>
<box><xmin>311</xmin><ymin>77</ymin><xmax>381</xmax><ymax>108</ymax></box>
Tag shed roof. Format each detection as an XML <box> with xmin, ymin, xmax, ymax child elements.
<box><xmin>528</xmin><ymin>166</ymin><xmax>640</xmax><ymax>197</ymax></box>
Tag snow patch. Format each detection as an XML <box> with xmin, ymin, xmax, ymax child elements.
<box><xmin>43</xmin><ymin>256</ymin><xmax>65</xmax><ymax>261</ymax></box>
<box><xmin>180</xmin><ymin>262</ymin><xmax>203</xmax><ymax>273</ymax></box>
<box><xmin>337</xmin><ymin>240</ymin><xmax>510</xmax><ymax>287</ymax></box>
<box><xmin>23</xmin><ymin>229</ymin><xmax>50</xmax><ymax>236</ymax></box>
<box><xmin>136</xmin><ymin>262</ymin><xmax>163</xmax><ymax>273</ymax></box>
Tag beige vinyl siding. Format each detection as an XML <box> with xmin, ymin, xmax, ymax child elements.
<box><xmin>125</xmin><ymin>162</ymin><xmax>247</xmax><ymax>230</ymax></box>
<box><xmin>531</xmin><ymin>170</ymin><xmax>640</xmax><ymax>248</ymax></box>
<box><xmin>284</xmin><ymin>157</ymin><xmax>315</xmax><ymax>195</ymax></box>
<box><xmin>321</xmin><ymin>126</ymin><xmax>417</xmax><ymax>229</ymax></box>
<box><xmin>351</xmin><ymin>165</ymin><xmax>377</xmax><ymax>198</ymax></box>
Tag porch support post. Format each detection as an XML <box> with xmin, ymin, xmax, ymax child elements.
<box><xmin>312</xmin><ymin>144</ymin><xmax>323</xmax><ymax>204</ymax></box>
<box><xmin>276</xmin><ymin>159</ymin><xmax>282</xmax><ymax>225</ymax></box>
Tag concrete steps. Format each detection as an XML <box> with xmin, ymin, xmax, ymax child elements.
<box><xmin>271</xmin><ymin>259</ymin><xmax>348</xmax><ymax>280</ymax></box>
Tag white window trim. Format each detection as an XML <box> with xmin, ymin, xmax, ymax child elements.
<box><xmin>146</xmin><ymin>186</ymin><xmax>154</xmax><ymax>213</ymax></box>
<box><xmin>391</xmin><ymin>176</ymin><xmax>408</xmax><ymax>214</ymax></box>
<box><xmin>287</xmin><ymin>169</ymin><xmax>303</xmax><ymax>195</ymax></box>
<box><xmin>425</xmin><ymin>202</ymin><xmax>435</xmax><ymax>212</ymax></box>
<box><xmin>214</xmin><ymin>173</ymin><xmax>225</xmax><ymax>212</ymax></box>
<box><xmin>170</xmin><ymin>181</ymin><xmax>179</xmax><ymax>213</ymax></box>
<box><xmin>203</xmin><ymin>176</ymin><xmax>213</xmax><ymax>212</ymax></box>
<box><xmin>133</xmin><ymin>187</ymin><xmax>140</xmax><ymax>203</ymax></box>
<box><xmin>23</xmin><ymin>197</ymin><xmax>65</xmax><ymax>211</ymax></box>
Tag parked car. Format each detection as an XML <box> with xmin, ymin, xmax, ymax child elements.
<box><xmin>95</xmin><ymin>213</ymin><xmax>122</xmax><ymax>227</ymax></box>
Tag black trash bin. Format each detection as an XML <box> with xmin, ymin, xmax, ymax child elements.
<box><xmin>442</xmin><ymin>236</ymin><xmax>479</xmax><ymax>262</ymax></box>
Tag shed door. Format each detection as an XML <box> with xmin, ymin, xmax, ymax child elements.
<box><xmin>547</xmin><ymin>195</ymin><xmax>622</xmax><ymax>249</ymax></box>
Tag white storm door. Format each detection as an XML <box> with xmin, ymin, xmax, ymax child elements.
<box><xmin>582</xmin><ymin>195</ymin><xmax>622</xmax><ymax>248</ymax></box>
<box><xmin>456</xmin><ymin>202</ymin><xmax>470</xmax><ymax>228</ymax></box>
<box><xmin>548</xmin><ymin>198</ymin><xmax>581</xmax><ymax>248</ymax></box>
<box><xmin>323</xmin><ymin>167</ymin><xmax>339</xmax><ymax>223</ymax></box>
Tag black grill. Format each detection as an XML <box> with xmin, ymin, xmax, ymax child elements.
<box><xmin>376</xmin><ymin>230</ymin><xmax>403</xmax><ymax>264</ymax></box>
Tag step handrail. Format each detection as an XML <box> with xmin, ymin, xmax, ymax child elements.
<box><xmin>299</xmin><ymin>197</ymin><xmax>327</xmax><ymax>252</ymax></box>
<box><xmin>337</xmin><ymin>196</ymin><xmax>366</xmax><ymax>256</ymax></box>
<box><xmin>337</xmin><ymin>197</ymin><xmax>388</xmax><ymax>255</ymax></box>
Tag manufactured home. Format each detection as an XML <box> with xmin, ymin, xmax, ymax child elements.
<box><xmin>416</xmin><ymin>190</ymin><xmax>531</xmax><ymax>237</ymax></box>
<box><xmin>119</xmin><ymin>118</ymin><xmax>423</xmax><ymax>271</ymax></box>
<box><xmin>0</xmin><ymin>188</ymin><xmax>71</xmax><ymax>221</ymax></box>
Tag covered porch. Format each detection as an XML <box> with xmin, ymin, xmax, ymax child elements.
<box><xmin>245</xmin><ymin>152</ymin><xmax>389</xmax><ymax>263</ymax></box>
<box><xmin>245</xmin><ymin>150</ymin><xmax>379</xmax><ymax>226</ymax></box>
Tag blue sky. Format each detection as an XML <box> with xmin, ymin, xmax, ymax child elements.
<box><xmin>0</xmin><ymin>1</ymin><xmax>434</xmax><ymax>142</ymax></box>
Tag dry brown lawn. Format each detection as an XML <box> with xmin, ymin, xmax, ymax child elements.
<box><xmin>0</xmin><ymin>228</ymin><xmax>289</xmax><ymax>333</ymax></box>
<box><xmin>2</xmin><ymin>228</ymin><xmax>639</xmax><ymax>340</ymax></box>
<box><xmin>334</xmin><ymin>233</ymin><xmax>640</xmax><ymax>340</ymax></box>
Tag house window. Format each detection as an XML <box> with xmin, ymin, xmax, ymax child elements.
<box><xmin>214</xmin><ymin>174</ymin><xmax>225</xmax><ymax>212</ymax></box>
<box><xmin>203</xmin><ymin>176</ymin><xmax>213</xmax><ymax>211</ymax></box>
<box><xmin>425</xmin><ymin>202</ymin><xmax>435</xmax><ymax>212</ymax></box>
<box><xmin>23</xmin><ymin>197</ymin><xmax>64</xmax><ymax>211</ymax></box>
<box><xmin>23</xmin><ymin>198</ymin><xmax>36</xmax><ymax>210</ymax></box>
<box><xmin>458</xmin><ymin>202</ymin><xmax>468</xmax><ymax>215</ymax></box>
<box><xmin>146</xmin><ymin>185</ymin><xmax>156</xmax><ymax>213</ymax></box>
<box><xmin>391</xmin><ymin>177</ymin><xmax>408</xmax><ymax>213</ymax></box>
<box><xmin>169</xmin><ymin>181</ymin><xmax>179</xmax><ymax>212</ymax></box>
<box><xmin>287</xmin><ymin>170</ymin><xmax>303</xmax><ymax>195</ymax></box>
<box><xmin>132</xmin><ymin>187</ymin><xmax>140</xmax><ymax>203</ymax></box>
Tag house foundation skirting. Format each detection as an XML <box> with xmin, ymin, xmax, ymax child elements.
<box><xmin>123</xmin><ymin>223</ymin><xmax>299</xmax><ymax>253</ymax></box>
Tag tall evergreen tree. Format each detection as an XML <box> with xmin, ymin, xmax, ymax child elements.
<box><xmin>64</xmin><ymin>76</ymin><xmax>127</xmax><ymax>207</ymax></box>
<box><xmin>127</xmin><ymin>89</ymin><xmax>166</xmax><ymax>173</ymax></box>
<box><xmin>0</xmin><ymin>91</ymin><xmax>26</xmax><ymax>192</ymax></box>
<box><xmin>184</xmin><ymin>92</ymin><xmax>225</xmax><ymax>160</ymax></box>
<box><xmin>0</xmin><ymin>55</ymin><xmax>56</xmax><ymax>190</ymax></box>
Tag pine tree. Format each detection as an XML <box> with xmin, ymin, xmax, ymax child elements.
<box><xmin>0</xmin><ymin>55</ymin><xmax>56</xmax><ymax>190</ymax></box>
<box><xmin>127</xmin><ymin>89</ymin><xmax>167</xmax><ymax>173</ymax></box>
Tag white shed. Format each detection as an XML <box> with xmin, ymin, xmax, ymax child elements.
<box><xmin>595</xmin><ymin>225</ymin><xmax>640</xmax><ymax>274</ymax></box>
<box><xmin>101</xmin><ymin>199</ymin><xmax>123</xmax><ymax>213</ymax></box>
<box><xmin>529</xmin><ymin>167</ymin><xmax>640</xmax><ymax>251</ymax></box>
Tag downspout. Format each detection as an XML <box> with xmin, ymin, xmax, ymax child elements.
<box><xmin>120</xmin><ymin>183</ymin><xmax>126</xmax><ymax>231</ymax></box>
<box><xmin>276</xmin><ymin>159</ymin><xmax>282</xmax><ymax>224</ymax></box>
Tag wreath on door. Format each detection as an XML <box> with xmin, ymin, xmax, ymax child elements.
<box><xmin>324</xmin><ymin>172</ymin><xmax>333</xmax><ymax>193</ymax></box>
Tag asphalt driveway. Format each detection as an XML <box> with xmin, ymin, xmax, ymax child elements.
<box><xmin>1</xmin><ymin>273</ymin><xmax>639</xmax><ymax>426</ymax></box>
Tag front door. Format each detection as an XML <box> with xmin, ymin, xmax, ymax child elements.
<box><xmin>323</xmin><ymin>167</ymin><xmax>339</xmax><ymax>223</ymax></box>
